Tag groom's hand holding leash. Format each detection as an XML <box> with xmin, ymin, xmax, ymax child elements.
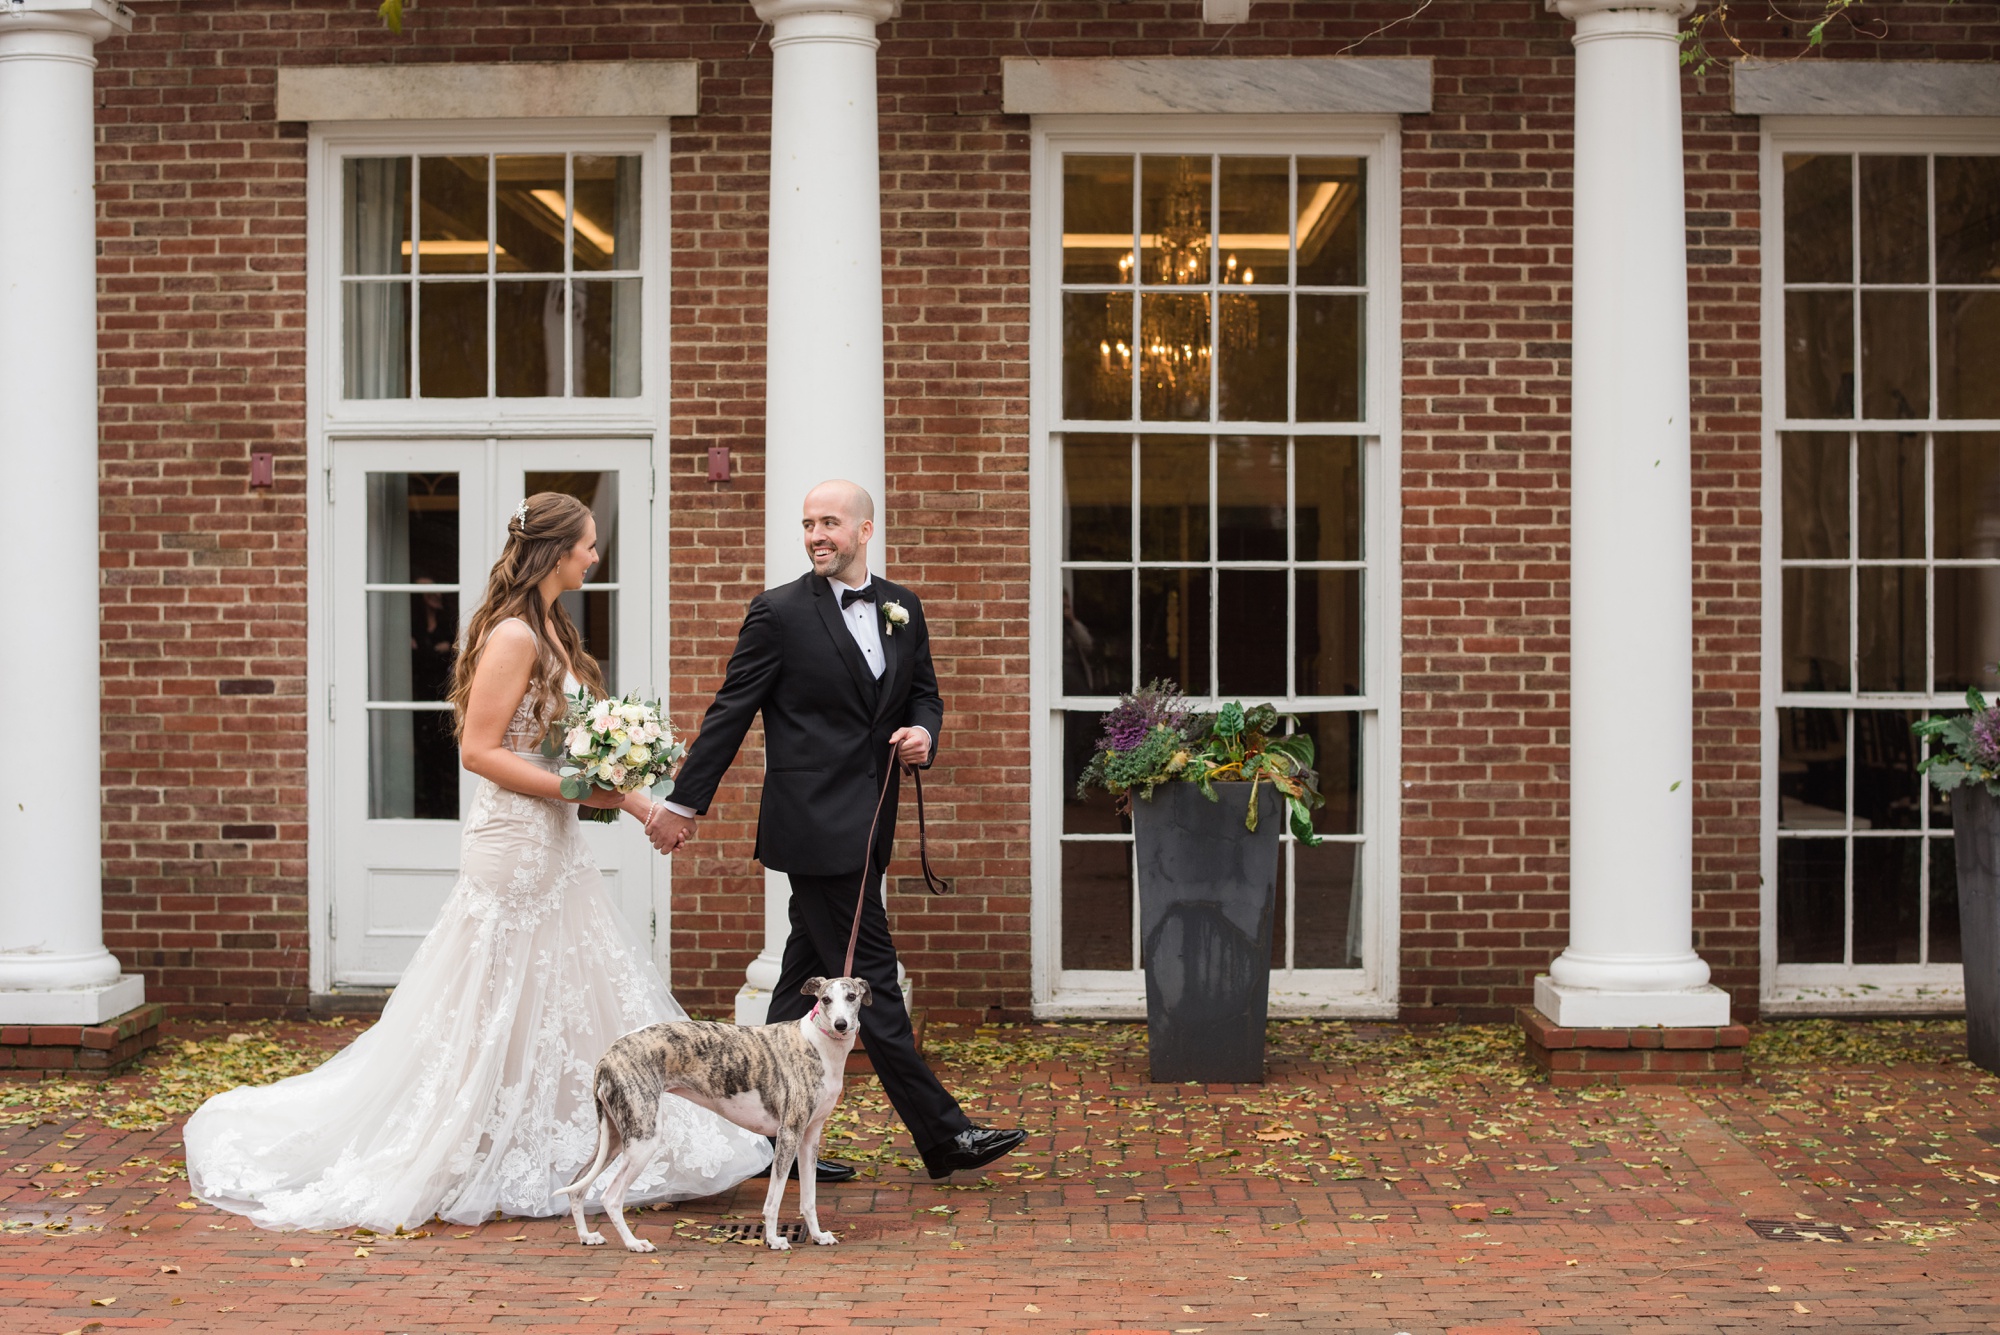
<box><xmin>887</xmin><ymin>727</ymin><xmax>931</xmax><ymax>767</ymax></box>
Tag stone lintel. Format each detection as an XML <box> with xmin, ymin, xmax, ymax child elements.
<box><xmin>1734</xmin><ymin>59</ymin><xmax>2000</xmax><ymax>118</ymax></box>
<box><xmin>275</xmin><ymin>60</ymin><xmax>698</xmax><ymax>123</ymax></box>
<box><xmin>1001</xmin><ymin>57</ymin><xmax>1432</xmax><ymax>116</ymax></box>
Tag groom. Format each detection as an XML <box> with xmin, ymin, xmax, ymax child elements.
<box><xmin>651</xmin><ymin>479</ymin><xmax>1025</xmax><ymax>1182</ymax></box>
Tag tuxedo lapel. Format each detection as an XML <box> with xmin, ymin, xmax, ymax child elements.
<box><xmin>809</xmin><ymin>575</ymin><xmax>879</xmax><ymax>703</ymax></box>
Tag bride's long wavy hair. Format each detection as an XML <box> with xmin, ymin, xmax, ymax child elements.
<box><xmin>450</xmin><ymin>492</ymin><xmax>608</xmax><ymax>741</ymax></box>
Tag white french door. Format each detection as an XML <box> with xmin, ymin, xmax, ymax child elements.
<box><xmin>326</xmin><ymin>437</ymin><xmax>658</xmax><ymax>986</ymax></box>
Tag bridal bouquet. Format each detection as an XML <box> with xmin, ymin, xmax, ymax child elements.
<box><xmin>543</xmin><ymin>689</ymin><xmax>687</xmax><ymax>824</ymax></box>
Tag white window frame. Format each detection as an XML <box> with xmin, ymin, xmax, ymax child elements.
<box><xmin>1759</xmin><ymin>115</ymin><xmax>2000</xmax><ymax>1015</ymax></box>
<box><xmin>303</xmin><ymin>118</ymin><xmax>674</xmax><ymax>996</ymax></box>
<box><xmin>1027</xmin><ymin>114</ymin><xmax>1403</xmax><ymax>1019</ymax></box>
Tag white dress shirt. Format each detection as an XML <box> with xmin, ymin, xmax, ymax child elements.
<box><xmin>660</xmin><ymin>572</ymin><xmax>925</xmax><ymax>821</ymax></box>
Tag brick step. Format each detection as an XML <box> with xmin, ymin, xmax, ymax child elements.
<box><xmin>1519</xmin><ymin>1006</ymin><xmax>1750</xmax><ymax>1087</ymax></box>
<box><xmin>0</xmin><ymin>1003</ymin><xmax>166</xmax><ymax>1080</ymax></box>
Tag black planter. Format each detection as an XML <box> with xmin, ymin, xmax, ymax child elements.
<box><xmin>1131</xmin><ymin>780</ymin><xmax>1284</xmax><ymax>1084</ymax></box>
<box><xmin>1949</xmin><ymin>786</ymin><xmax>2000</xmax><ymax>1074</ymax></box>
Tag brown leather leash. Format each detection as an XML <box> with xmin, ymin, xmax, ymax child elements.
<box><xmin>842</xmin><ymin>745</ymin><xmax>952</xmax><ymax>979</ymax></box>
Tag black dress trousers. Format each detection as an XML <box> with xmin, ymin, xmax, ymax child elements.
<box><xmin>764</xmin><ymin>870</ymin><xmax>971</xmax><ymax>1155</ymax></box>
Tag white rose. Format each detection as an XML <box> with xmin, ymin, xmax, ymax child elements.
<box><xmin>628</xmin><ymin>744</ymin><xmax>651</xmax><ymax>767</ymax></box>
<box><xmin>566</xmin><ymin>727</ymin><xmax>593</xmax><ymax>756</ymax></box>
<box><xmin>592</xmin><ymin>714</ymin><xmax>614</xmax><ymax>734</ymax></box>
<box><xmin>608</xmin><ymin>763</ymin><xmax>627</xmax><ymax>786</ymax></box>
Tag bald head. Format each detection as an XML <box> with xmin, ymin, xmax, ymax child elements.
<box><xmin>801</xmin><ymin>480</ymin><xmax>876</xmax><ymax>584</ymax></box>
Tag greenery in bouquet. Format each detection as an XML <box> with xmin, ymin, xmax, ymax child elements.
<box><xmin>1078</xmin><ymin>681</ymin><xmax>1325</xmax><ymax>844</ymax></box>
<box><xmin>543</xmin><ymin>688</ymin><xmax>687</xmax><ymax>823</ymax></box>
<box><xmin>1912</xmin><ymin>687</ymin><xmax>2000</xmax><ymax>797</ymax></box>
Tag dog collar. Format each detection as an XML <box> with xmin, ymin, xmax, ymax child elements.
<box><xmin>808</xmin><ymin>1000</ymin><xmax>839</xmax><ymax>1037</ymax></box>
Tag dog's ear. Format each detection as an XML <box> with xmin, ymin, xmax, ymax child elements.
<box><xmin>801</xmin><ymin>977</ymin><xmax>826</xmax><ymax>998</ymax></box>
<box><xmin>853</xmin><ymin>979</ymin><xmax>872</xmax><ymax>1007</ymax></box>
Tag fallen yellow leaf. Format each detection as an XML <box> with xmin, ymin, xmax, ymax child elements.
<box><xmin>176</xmin><ymin>1200</ymin><xmax>199</xmax><ymax>1210</ymax></box>
<box><xmin>354</xmin><ymin>1247</ymin><xmax>371</xmax><ymax>1258</ymax></box>
<box><xmin>1794</xmin><ymin>1302</ymin><xmax>1810</xmax><ymax>1314</ymax></box>
<box><xmin>90</xmin><ymin>1297</ymin><xmax>116</xmax><ymax>1307</ymax></box>
<box><xmin>505</xmin><ymin>1234</ymin><xmax>527</xmax><ymax>1241</ymax></box>
<box><xmin>578</xmin><ymin>1296</ymin><xmax>599</xmax><ymax>1304</ymax></box>
<box><xmin>288</xmin><ymin>1257</ymin><xmax>304</xmax><ymax>1268</ymax></box>
<box><xmin>1024</xmin><ymin>1304</ymin><xmax>1041</xmax><ymax>1313</ymax></box>
<box><xmin>158</xmin><ymin>1264</ymin><xmax>180</xmax><ymax>1274</ymax></box>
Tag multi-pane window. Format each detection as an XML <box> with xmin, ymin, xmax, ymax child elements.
<box><xmin>1054</xmin><ymin>151</ymin><xmax>1374</xmax><ymax>980</ymax></box>
<box><xmin>1775</xmin><ymin>150</ymin><xmax>2000</xmax><ymax>971</ymax></box>
<box><xmin>341</xmin><ymin>153</ymin><xmax>642</xmax><ymax>399</ymax></box>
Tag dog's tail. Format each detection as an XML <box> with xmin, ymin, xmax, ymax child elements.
<box><xmin>553</xmin><ymin>1074</ymin><xmax>616</xmax><ymax>1201</ymax></box>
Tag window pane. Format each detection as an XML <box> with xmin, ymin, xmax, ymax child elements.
<box><xmin>1931</xmin><ymin>835</ymin><xmax>1962</xmax><ymax>963</ymax></box>
<box><xmin>365</xmin><ymin>472</ymin><xmax>459</xmax><ymax>585</ymax></box>
<box><xmin>1139</xmin><ymin>568</ymin><xmax>1209</xmax><ymax>695</ymax></box>
<box><xmin>1296</xmin><ymin>569</ymin><xmax>1362</xmax><ymax>697</ymax></box>
<box><xmin>1297</xmin><ymin>295</ymin><xmax>1362</xmax><ymax>421</ymax></box>
<box><xmin>576</xmin><ymin>279</ymin><xmax>641</xmax><ymax>397</ymax></box>
<box><xmin>1218</xmin><ymin>156</ymin><xmax>1288</xmax><ymax>286</ymax></box>
<box><xmin>1216</xmin><ymin>293</ymin><xmax>1287</xmax><ymax>421</ymax></box>
<box><xmin>1062</xmin><ymin>434</ymin><xmax>1132</xmax><ymax>561</ymax></box>
<box><xmin>495</xmin><ymin>279</ymin><xmax>561</xmax><ymax>397</ymax></box>
<box><xmin>417</xmin><ymin>156</ymin><xmax>489</xmax><ymax>275</ymax></box>
<box><xmin>1296</xmin><ymin>438</ymin><xmax>1361</xmax><ymax>562</ymax></box>
<box><xmin>1932</xmin><ymin>567</ymin><xmax>2000</xmax><ymax>692</ymax></box>
<box><xmin>495</xmin><ymin>154</ymin><xmax>568</xmax><ymax>274</ymax></box>
<box><xmin>1933</xmin><ymin>433</ymin><xmax>2000</xmax><ymax>558</ymax></box>
<box><xmin>343</xmin><ymin>157</ymin><xmax>410</xmax><ymax>276</ymax></box>
<box><xmin>1139</xmin><ymin>437</ymin><xmax>1209</xmax><ymax>561</ymax></box>
<box><xmin>342</xmin><ymin>282</ymin><xmax>409</xmax><ymax>399</ymax></box>
<box><xmin>1063</xmin><ymin>569</ymin><xmax>1132</xmax><ymax>697</ymax></box>
<box><xmin>417</xmin><ymin>282</ymin><xmax>487</xmax><ymax>398</ymax></box>
<box><xmin>1938</xmin><ymin>291</ymin><xmax>2000</xmax><ymax>418</ymax></box>
<box><xmin>1782</xmin><ymin>567</ymin><xmax>1849</xmax><ymax>691</ymax></box>
<box><xmin>1776</xmin><ymin>839</ymin><xmax>1846</xmax><ymax>962</ymax></box>
<box><xmin>1852</xmin><ymin>838</ymin><xmax>1922</xmax><ymax>963</ymax></box>
<box><xmin>525</xmin><ymin>468</ymin><xmax>620</xmax><ymax>584</ymax></box>
<box><xmin>1851</xmin><ymin>709</ymin><xmax>1921</xmax><ymax>831</ymax></box>
<box><xmin>1784</xmin><ymin>153</ymin><xmax>1851</xmax><ymax>284</ymax></box>
<box><xmin>1217</xmin><ymin>436</ymin><xmax>1286</xmax><ymax>559</ymax></box>
<box><xmin>1782</xmin><ymin>432</ymin><xmax>1848</xmax><ymax>559</ymax></box>
<box><xmin>572</xmin><ymin>154</ymin><xmax>639</xmax><ymax>273</ymax></box>
<box><xmin>1778</xmin><ymin>708</ymin><xmax>1846</xmax><ymax>830</ymax></box>
<box><xmin>369</xmin><ymin>709</ymin><xmax>460</xmax><ymax>821</ymax></box>
<box><xmin>1935</xmin><ymin>156</ymin><xmax>2000</xmax><ymax>284</ymax></box>
<box><xmin>1139</xmin><ymin>292</ymin><xmax>1210</xmax><ymax>421</ymax></box>
<box><xmin>1063</xmin><ymin>154</ymin><xmax>1135</xmax><ymax>285</ymax></box>
<box><xmin>1860</xmin><ymin>292</ymin><xmax>1930</xmax><ymax>420</ymax></box>
<box><xmin>1217</xmin><ymin>569</ymin><xmax>1286</xmax><ymax>697</ymax></box>
<box><xmin>1785</xmin><ymin>290</ymin><xmax>1854</xmax><ymax>418</ymax></box>
<box><xmin>1856</xmin><ymin>433</ymin><xmax>1922</xmax><ymax>559</ymax></box>
<box><xmin>1856</xmin><ymin>566</ymin><xmax>1924</xmax><ymax>692</ymax></box>
<box><xmin>1293</xmin><ymin>840</ymin><xmax>1362</xmax><ymax>968</ymax></box>
<box><xmin>1294</xmin><ymin>711</ymin><xmax>1361</xmax><ymax>834</ymax></box>
<box><xmin>555</xmin><ymin>589</ymin><xmax>615</xmax><ymax>690</ymax></box>
<box><xmin>1141</xmin><ymin>155</ymin><xmax>1211</xmax><ymax>285</ymax></box>
<box><xmin>1296</xmin><ymin>157</ymin><xmax>1364</xmax><ymax>287</ymax></box>
<box><xmin>367</xmin><ymin>593</ymin><xmax>460</xmax><ymax>701</ymax></box>
<box><xmin>1061</xmin><ymin>841</ymin><xmax>1132</xmax><ymax>970</ymax></box>
<box><xmin>1063</xmin><ymin>711</ymin><xmax>1129</xmax><ymax>835</ymax></box>
<box><xmin>1064</xmin><ymin>291</ymin><xmax>1133</xmax><ymax>420</ymax></box>
<box><xmin>1859</xmin><ymin>156</ymin><xmax>1928</xmax><ymax>284</ymax></box>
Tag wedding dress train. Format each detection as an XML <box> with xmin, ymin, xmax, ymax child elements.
<box><xmin>185</xmin><ymin>672</ymin><xmax>771</xmax><ymax>1231</ymax></box>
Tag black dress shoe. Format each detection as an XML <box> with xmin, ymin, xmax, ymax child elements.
<box><xmin>751</xmin><ymin>1157</ymin><xmax>857</xmax><ymax>1183</ymax></box>
<box><xmin>921</xmin><ymin>1127</ymin><xmax>1026</xmax><ymax>1180</ymax></box>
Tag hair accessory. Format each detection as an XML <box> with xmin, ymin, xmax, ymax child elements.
<box><xmin>512</xmin><ymin>499</ymin><xmax>530</xmax><ymax>530</ymax></box>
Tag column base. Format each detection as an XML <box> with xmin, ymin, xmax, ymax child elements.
<box><xmin>0</xmin><ymin>1001</ymin><xmax>163</xmax><ymax>1080</ymax></box>
<box><xmin>0</xmin><ymin>973</ymin><xmax>145</xmax><ymax>1026</ymax></box>
<box><xmin>1534</xmin><ymin>973</ymin><xmax>1730</xmax><ymax>1028</ymax></box>
<box><xmin>1520</xmin><ymin>1006</ymin><xmax>1749</xmax><ymax>1087</ymax></box>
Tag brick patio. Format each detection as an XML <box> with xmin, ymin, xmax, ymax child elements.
<box><xmin>4</xmin><ymin>1017</ymin><xmax>1998</xmax><ymax>1333</ymax></box>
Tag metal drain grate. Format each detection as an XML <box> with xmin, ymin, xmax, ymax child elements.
<box><xmin>1746</xmin><ymin>1219</ymin><xmax>1850</xmax><ymax>1243</ymax></box>
<box><xmin>708</xmin><ymin>1221</ymin><xmax>806</xmax><ymax>1243</ymax></box>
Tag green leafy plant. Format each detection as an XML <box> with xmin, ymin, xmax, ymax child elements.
<box><xmin>1911</xmin><ymin>688</ymin><xmax>2000</xmax><ymax>796</ymax></box>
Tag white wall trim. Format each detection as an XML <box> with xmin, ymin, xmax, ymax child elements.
<box><xmin>1002</xmin><ymin>58</ymin><xmax>1432</xmax><ymax>116</ymax></box>
<box><xmin>1735</xmin><ymin>59</ymin><xmax>2000</xmax><ymax>119</ymax></box>
<box><xmin>278</xmin><ymin>61</ymin><xmax>697</xmax><ymax>123</ymax></box>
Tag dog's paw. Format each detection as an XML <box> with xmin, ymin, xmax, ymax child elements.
<box><xmin>811</xmin><ymin>1229</ymin><xmax>838</xmax><ymax>1246</ymax></box>
<box><xmin>624</xmin><ymin>1237</ymin><xmax>656</xmax><ymax>1254</ymax></box>
<box><xmin>580</xmin><ymin>1230</ymin><xmax>606</xmax><ymax>1247</ymax></box>
<box><xmin>765</xmin><ymin>1234</ymin><xmax>792</xmax><ymax>1251</ymax></box>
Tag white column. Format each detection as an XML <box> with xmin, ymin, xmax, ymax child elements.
<box><xmin>0</xmin><ymin>0</ymin><xmax>142</xmax><ymax>1025</ymax></box>
<box><xmin>737</xmin><ymin>0</ymin><xmax>900</xmax><ymax>1024</ymax></box>
<box><xmin>1536</xmin><ymin>0</ymin><xmax>1728</xmax><ymax>1029</ymax></box>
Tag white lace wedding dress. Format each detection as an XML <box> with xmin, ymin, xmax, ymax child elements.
<box><xmin>185</xmin><ymin>661</ymin><xmax>772</xmax><ymax>1231</ymax></box>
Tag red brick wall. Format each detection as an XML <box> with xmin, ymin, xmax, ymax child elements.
<box><xmin>86</xmin><ymin>1</ymin><xmax>2000</xmax><ymax>1021</ymax></box>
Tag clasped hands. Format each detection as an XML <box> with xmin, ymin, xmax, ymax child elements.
<box><xmin>638</xmin><ymin>727</ymin><xmax>931</xmax><ymax>857</ymax></box>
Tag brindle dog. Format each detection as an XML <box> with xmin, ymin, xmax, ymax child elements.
<box><xmin>555</xmin><ymin>976</ymin><xmax>870</xmax><ymax>1252</ymax></box>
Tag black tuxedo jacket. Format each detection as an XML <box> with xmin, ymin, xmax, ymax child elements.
<box><xmin>670</xmin><ymin>572</ymin><xmax>943</xmax><ymax>876</ymax></box>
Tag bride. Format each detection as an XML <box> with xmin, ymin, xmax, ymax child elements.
<box><xmin>185</xmin><ymin>493</ymin><xmax>772</xmax><ymax>1231</ymax></box>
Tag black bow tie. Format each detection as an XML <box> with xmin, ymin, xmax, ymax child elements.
<box><xmin>840</xmin><ymin>585</ymin><xmax>877</xmax><ymax>608</ymax></box>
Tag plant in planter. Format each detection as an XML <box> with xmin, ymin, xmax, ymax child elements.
<box><xmin>1079</xmin><ymin>682</ymin><xmax>1326</xmax><ymax>1083</ymax></box>
<box><xmin>1912</xmin><ymin>692</ymin><xmax>2000</xmax><ymax>1074</ymax></box>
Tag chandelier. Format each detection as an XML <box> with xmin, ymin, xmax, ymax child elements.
<box><xmin>1098</xmin><ymin>159</ymin><xmax>1261</xmax><ymax>408</ymax></box>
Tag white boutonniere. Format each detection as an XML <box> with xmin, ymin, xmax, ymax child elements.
<box><xmin>881</xmin><ymin>600</ymin><xmax>909</xmax><ymax>636</ymax></box>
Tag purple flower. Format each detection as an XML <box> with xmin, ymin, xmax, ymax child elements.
<box><xmin>1974</xmin><ymin>708</ymin><xmax>2000</xmax><ymax>768</ymax></box>
<box><xmin>1095</xmin><ymin>679</ymin><xmax>1190</xmax><ymax>754</ymax></box>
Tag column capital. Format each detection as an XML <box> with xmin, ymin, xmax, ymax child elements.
<box><xmin>752</xmin><ymin>0</ymin><xmax>899</xmax><ymax>26</ymax></box>
<box><xmin>1546</xmin><ymin>0</ymin><xmax>1696</xmax><ymax>16</ymax></box>
<box><xmin>0</xmin><ymin>0</ymin><xmax>135</xmax><ymax>44</ymax></box>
